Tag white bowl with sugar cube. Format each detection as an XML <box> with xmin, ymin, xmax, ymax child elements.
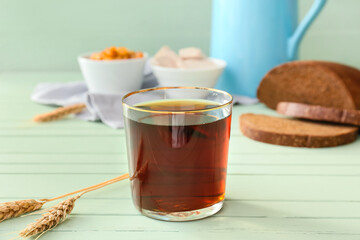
<box><xmin>150</xmin><ymin>47</ymin><xmax>226</xmax><ymax>89</ymax></box>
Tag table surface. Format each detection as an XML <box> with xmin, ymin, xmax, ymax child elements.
<box><xmin>0</xmin><ymin>72</ymin><xmax>359</xmax><ymax>240</ymax></box>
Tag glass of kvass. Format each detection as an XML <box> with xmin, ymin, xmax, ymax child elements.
<box><xmin>122</xmin><ymin>87</ymin><xmax>232</xmax><ymax>221</ymax></box>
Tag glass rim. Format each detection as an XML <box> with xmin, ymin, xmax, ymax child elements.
<box><xmin>122</xmin><ymin>86</ymin><xmax>233</xmax><ymax>114</ymax></box>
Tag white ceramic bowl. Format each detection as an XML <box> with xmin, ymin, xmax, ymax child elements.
<box><xmin>78</xmin><ymin>52</ymin><xmax>148</xmax><ymax>94</ymax></box>
<box><xmin>151</xmin><ymin>58</ymin><xmax>226</xmax><ymax>89</ymax></box>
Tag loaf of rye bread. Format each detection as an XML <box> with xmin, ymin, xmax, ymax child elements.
<box><xmin>257</xmin><ymin>61</ymin><xmax>360</xmax><ymax>110</ymax></box>
<box><xmin>239</xmin><ymin>113</ymin><xmax>358</xmax><ymax>148</ymax></box>
<box><xmin>277</xmin><ymin>102</ymin><xmax>360</xmax><ymax>126</ymax></box>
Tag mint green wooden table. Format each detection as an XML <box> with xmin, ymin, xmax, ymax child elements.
<box><xmin>1</xmin><ymin>72</ymin><xmax>359</xmax><ymax>240</ymax></box>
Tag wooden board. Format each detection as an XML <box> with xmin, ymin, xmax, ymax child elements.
<box><xmin>0</xmin><ymin>72</ymin><xmax>359</xmax><ymax>239</ymax></box>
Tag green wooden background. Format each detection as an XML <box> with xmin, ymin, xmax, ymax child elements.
<box><xmin>1</xmin><ymin>73</ymin><xmax>360</xmax><ymax>240</ymax></box>
<box><xmin>0</xmin><ymin>0</ymin><xmax>359</xmax><ymax>71</ymax></box>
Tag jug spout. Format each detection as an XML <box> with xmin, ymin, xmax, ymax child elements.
<box><xmin>287</xmin><ymin>0</ymin><xmax>327</xmax><ymax>60</ymax></box>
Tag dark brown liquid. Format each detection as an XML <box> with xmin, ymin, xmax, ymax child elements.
<box><xmin>125</xmin><ymin>100</ymin><xmax>231</xmax><ymax>212</ymax></box>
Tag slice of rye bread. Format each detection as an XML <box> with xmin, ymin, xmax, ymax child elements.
<box><xmin>277</xmin><ymin>102</ymin><xmax>360</xmax><ymax>126</ymax></box>
<box><xmin>239</xmin><ymin>113</ymin><xmax>358</xmax><ymax>148</ymax></box>
<box><xmin>257</xmin><ymin>61</ymin><xmax>360</xmax><ymax>110</ymax></box>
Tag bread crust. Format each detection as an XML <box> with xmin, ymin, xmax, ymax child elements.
<box><xmin>239</xmin><ymin>113</ymin><xmax>358</xmax><ymax>148</ymax></box>
<box><xmin>277</xmin><ymin>102</ymin><xmax>360</xmax><ymax>126</ymax></box>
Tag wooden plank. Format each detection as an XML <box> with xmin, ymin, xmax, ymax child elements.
<box><xmin>0</xmin><ymin>136</ymin><xmax>127</xmax><ymax>153</ymax></box>
<box><xmin>1</xmin><ymin>135</ymin><xmax>359</xmax><ymax>154</ymax></box>
<box><xmin>1</xmin><ymin>153</ymin><xmax>360</xmax><ymax>165</ymax></box>
<box><xmin>1</xmin><ymin>215</ymin><xmax>359</xmax><ymax>236</ymax></box>
<box><xmin>1</xmin><ymin>174</ymin><xmax>359</xmax><ymax>201</ymax></box>
<box><xmin>1</xmin><ymin>162</ymin><xmax>360</xmax><ymax>176</ymax></box>
<box><xmin>0</xmin><ymin>153</ymin><xmax>126</xmax><ymax>163</ymax></box>
<box><xmin>1</xmin><ymin>199</ymin><xmax>358</xmax><ymax>219</ymax></box>
<box><xmin>0</xmin><ymin>120</ymin><xmax>111</xmax><ymax>129</ymax></box>
<box><xmin>0</xmin><ymin>127</ymin><xmax>121</xmax><ymax>136</ymax></box>
<box><xmin>3</xmin><ymin>231</ymin><xmax>359</xmax><ymax>240</ymax></box>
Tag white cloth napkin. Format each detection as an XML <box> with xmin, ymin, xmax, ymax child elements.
<box><xmin>31</xmin><ymin>71</ymin><xmax>258</xmax><ymax>129</ymax></box>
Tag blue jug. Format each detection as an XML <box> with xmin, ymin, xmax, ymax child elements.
<box><xmin>211</xmin><ymin>0</ymin><xmax>327</xmax><ymax>98</ymax></box>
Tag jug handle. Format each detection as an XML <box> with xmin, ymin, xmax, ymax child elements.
<box><xmin>287</xmin><ymin>0</ymin><xmax>327</xmax><ymax>60</ymax></box>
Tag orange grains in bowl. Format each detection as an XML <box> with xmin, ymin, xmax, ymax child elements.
<box><xmin>90</xmin><ymin>47</ymin><xmax>144</xmax><ymax>60</ymax></box>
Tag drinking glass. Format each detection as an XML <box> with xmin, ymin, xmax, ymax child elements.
<box><xmin>122</xmin><ymin>87</ymin><xmax>232</xmax><ymax>221</ymax></box>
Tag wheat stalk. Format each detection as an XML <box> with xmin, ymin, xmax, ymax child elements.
<box><xmin>0</xmin><ymin>199</ymin><xmax>45</xmax><ymax>223</ymax></box>
<box><xmin>0</xmin><ymin>173</ymin><xmax>129</xmax><ymax>226</ymax></box>
<box><xmin>33</xmin><ymin>103</ymin><xmax>86</xmax><ymax>122</ymax></box>
<box><xmin>16</xmin><ymin>173</ymin><xmax>129</xmax><ymax>239</ymax></box>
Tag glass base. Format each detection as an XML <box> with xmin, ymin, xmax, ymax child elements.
<box><xmin>140</xmin><ymin>201</ymin><xmax>223</xmax><ymax>222</ymax></box>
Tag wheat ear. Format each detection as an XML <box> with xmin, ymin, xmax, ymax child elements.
<box><xmin>18</xmin><ymin>174</ymin><xmax>129</xmax><ymax>239</ymax></box>
<box><xmin>19</xmin><ymin>196</ymin><xmax>79</xmax><ymax>239</ymax></box>
<box><xmin>33</xmin><ymin>103</ymin><xmax>86</xmax><ymax>122</ymax></box>
<box><xmin>0</xmin><ymin>174</ymin><xmax>129</xmax><ymax>224</ymax></box>
<box><xmin>0</xmin><ymin>200</ymin><xmax>45</xmax><ymax>223</ymax></box>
